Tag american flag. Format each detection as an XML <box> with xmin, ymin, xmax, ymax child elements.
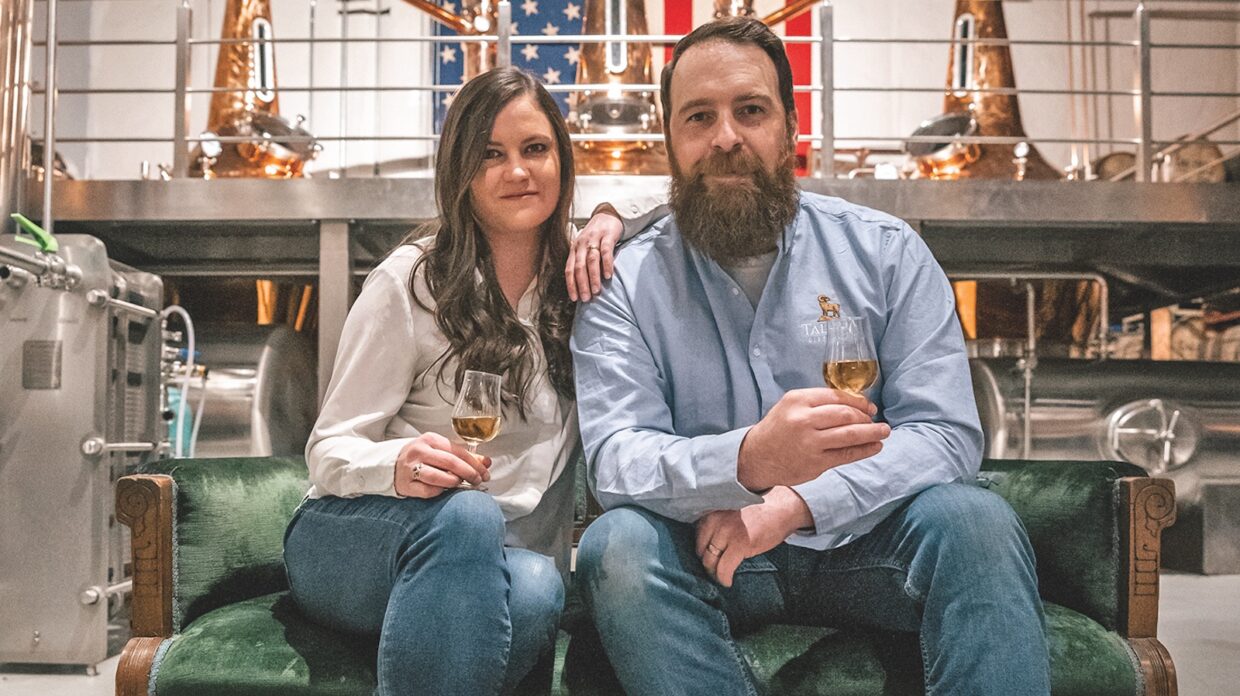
<box><xmin>434</xmin><ymin>0</ymin><xmax>815</xmax><ymax>161</ymax></box>
<box><xmin>434</xmin><ymin>0</ymin><xmax>586</xmax><ymax>128</ymax></box>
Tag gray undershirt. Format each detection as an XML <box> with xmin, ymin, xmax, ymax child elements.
<box><xmin>721</xmin><ymin>250</ymin><xmax>778</xmax><ymax>309</ymax></box>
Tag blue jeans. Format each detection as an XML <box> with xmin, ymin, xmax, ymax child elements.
<box><xmin>283</xmin><ymin>490</ymin><xmax>565</xmax><ymax>696</ymax></box>
<box><xmin>575</xmin><ymin>482</ymin><xmax>1050</xmax><ymax>696</ymax></box>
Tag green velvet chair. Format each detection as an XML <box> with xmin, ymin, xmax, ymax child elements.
<box><xmin>115</xmin><ymin>457</ymin><xmax>1177</xmax><ymax>696</ymax></box>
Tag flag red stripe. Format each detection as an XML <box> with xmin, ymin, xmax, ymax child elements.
<box><xmin>786</xmin><ymin>9</ymin><xmax>812</xmax><ymax>161</ymax></box>
<box><xmin>664</xmin><ymin>0</ymin><xmax>694</xmax><ymax>63</ymax></box>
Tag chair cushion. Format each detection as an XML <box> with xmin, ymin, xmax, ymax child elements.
<box><xmin>152</xmin><ymin>592</ymin><xmax>377</xmax><ymax>696</ymax></box>
<box><xmin>564</xmin><ymin>603</ymin><xmax>1139</xmax><ymax>696</ymax></box>
<box><xmin>978</xmin><ymin>459</ymin><xmax>1146</xmax><ymax>631</ymax></box>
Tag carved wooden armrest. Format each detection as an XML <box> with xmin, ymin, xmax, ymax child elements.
<box><xmin>115</xmin><ymin>474</ymin><xmax>176</xmax><ymax>696</ymax></box>
<box><xmin>1117</xmin><ymin>477</ymin><xmax>1178</xmax><ymax>696</ymax></box>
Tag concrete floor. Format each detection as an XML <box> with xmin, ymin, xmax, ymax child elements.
<box><xmin>2</xmin><ymin>572</ymin><xmax>1237</xmax><ymax>695</ymax></box>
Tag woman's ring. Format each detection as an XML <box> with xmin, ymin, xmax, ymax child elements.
<box><xmin>706</xmin><ymin>542</ymin><xmax>724</xmax><ymax>556</ymax></box>
<box><xmin>410</xmin><ymin>462</ymin><xmax>424</xmax><ymax>482</ymax></box>
<box><xmin>586</xmin><ymin>243</ymin><xmax>600</xmax><ymax>251</ymax></box>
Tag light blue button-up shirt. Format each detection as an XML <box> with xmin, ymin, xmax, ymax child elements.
<box><xmin>571</xmin><ymin>191</ymin><xmax>983</xmax><ymax>551</ymax></box>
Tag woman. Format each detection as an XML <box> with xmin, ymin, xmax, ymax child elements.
<box><xmin>283</xmin><ymin>67</ymin><xmax>624</xmax><ymax>695</ymax></box>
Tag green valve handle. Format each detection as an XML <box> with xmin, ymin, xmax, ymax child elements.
<box><xmin>11</xmin><ymin>213</ymin><xmax>58</xmax><ymax>253</ymax></box>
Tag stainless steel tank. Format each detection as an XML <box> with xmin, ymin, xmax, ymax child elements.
<box><xmin>182</xmin><ymin>322</ymin><xmax>317</xmax><ymax>458</ymax></box>
<box><xmin>0</xmin><ymin>234</ymin><xmax>163</xmax><ymax>666</ymax></box>
<box><xmin>972</xmin><ymin>357</ymin><xmax>1240</xmax><ymax>574</ymax></box>
<box><xmin>0</xmin><ymin>0</ymin><xmax>32</xmax><ymax>234</ymax></box>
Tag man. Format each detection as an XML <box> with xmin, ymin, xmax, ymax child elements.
<box><xmin>570</xmin><ymin>17</ymin><xmax>1051</xmax><ymax>696</ymax></box>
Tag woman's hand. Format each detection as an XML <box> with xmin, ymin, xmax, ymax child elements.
<box><xmin>566</xmin><ymin>203</ymin><xmax>624</xmax><ymax>302</ymax></box>
<box><xmin>394</xmin><ymin>432</ymin><xmax>492</xmax><ymax>499</ymax></box>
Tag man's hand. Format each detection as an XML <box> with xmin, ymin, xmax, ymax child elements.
<box><xmin>737</xmin><ymin>388</ymin><xmax>890</xmax><ymax>492</ymax></box>
<box><xmin>566</xmin><ymin>203</ymin><xmax>623</xmax><ymax>302</ymax></box>
<box><xmin>393</xmin><ymin>432</ymin><xmax>491</xmax><ymax>499</ymax></box>
<box><xmin>695</xmin><ymin>487</ymin><xmax>812</xmax><ymax>587</ymax></box>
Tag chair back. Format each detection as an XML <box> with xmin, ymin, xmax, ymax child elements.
<box><xmin>141</xmin><ymin>456</ymin><xmax>309</xmax><ymax>630</ymax></box>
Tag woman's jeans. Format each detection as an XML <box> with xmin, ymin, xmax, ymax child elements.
<box><xmin>283</xmin><ymin>490</ymin><xmax>564</xmax><ymax>696</ymax></box>
<box><xmin>575</xmin><ymin>482</ymin><xmax>1051</xmax><ymax>696</ymax></box>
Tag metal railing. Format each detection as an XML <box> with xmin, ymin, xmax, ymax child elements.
<box><xmin>29</xmin><ymin>0</ymin><xmax>1240</xmax><ymax>189</ymax></box>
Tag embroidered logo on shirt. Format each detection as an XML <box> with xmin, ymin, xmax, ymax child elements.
<box><xmin>817</xmin><ymin>295</ymin><xmax>841</xmax><ymax>322</ymax></box>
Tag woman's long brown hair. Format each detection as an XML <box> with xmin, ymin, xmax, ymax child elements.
<box><xmin>404</xmin><ymin>67</ymin><xmax>576</xmax><ymax>418</ymax></box>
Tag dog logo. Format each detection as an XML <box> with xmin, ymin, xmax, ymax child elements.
<box><xmin>817</xmin><ymin>295</ymin><xmax>840</xmax><ymax>322</ymax></box>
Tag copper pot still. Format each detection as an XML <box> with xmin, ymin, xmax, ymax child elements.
<box><xmin>569</xmin><ymin>0</ymin><xmax>668</xmax><ymax>173</ymax></box>
<box><xmin>908</xmin><ymin>0</ymin><xmax>1060</xmax><ymax>181</ymax></box>
<box><xmin>191</xmin><ymin>0</ymin><xmax>321</xmax><ymax>179</ymax></box>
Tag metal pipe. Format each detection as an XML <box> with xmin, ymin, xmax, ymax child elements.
<box><xmin>41</xmin><ymin>84</ymin><xmax>1158</xmax><ymax>97</ymax></box>
<box><xmin>0</xmin><ymin>265</ymin><xmax>34</xmax><ymax>288</ymax></box>
<box><xmin>165</xmin><ymin>35</ymin><xmax>1133</xmax><ymax>48</ymax></box>
<box><xmin>1173</xmin><ymin>150</ymin><xmax>1236</xmax><ymax>183</ymax></box>
<box><xmin>339</xmin><ymin>0</ymin><xmax>349</xmax><ymax>176</ymax></box>
<box><xmin>1077</xmin><ymin>0</ymin><xmax>1090</xmax><ymax>173</ymax></box>
<box><xmin>0</xmin><ymin>245</ymin><xmax>51</xmax><ymax>276</ymax></box>
<box><xmin>173</xmin><ymin>0</ymin><xmax>191</xmax><ymax>178</ymax></box>
<box><xmin>818</xmin><ymin>3</ymin><xmax>834</xmax><ymax>179</ymax></box>
<box><xmin>1065</xmin><ymin>0</ymin><xmax>1080</xmax><ymax>174</ymax></box>
<box><xmin>58</xmin><ymin>83</ymin><xmax>1240</xmax><ymax>98</ymax></box>
<box><xmin>80</xmin><ymin>437</ymin><xmax>158</xmax><ymax>456</ymax></box>
<box><xmin>309</xmin><ymin>0</ymin><xmax>316</xmax><ymax>141</ymax></box>
<box><xmin>1135</xmin><ymin>2</ymin><xmax>1152</xmax><ymax>182</ymax></box>
<box><xmin>60</xmin><ymin>33</ymin><xmax>1240</xmax><ymax>49</ymax></box>
<box><xmin>1090</xmin><ymin>9</ymin><xmax>1240</xmax><ymax>22</ymax></box>
<box><xmin>33</xmin><ymin>83</ymin><xmax>1145</xmax><ymax>96</ymax></box>
<box><xmin>496</xmin><ymin>1</ymin><xmax>511</xmax><ymax>68</ymax></box>
<box><xmin>1022</xmin><ymin>281</ymin><xmax>1036</xmax><ymax>459</ymax></box>
<box><xmin>1087</xmin><ymin>5</ymin><xmax>1102</xmax><ymax>171</ymax></box>
<box><xmin>372</xmin><ymin>0</ymin><xmax>382</xmax><ymax>176</ymax></box>
<box><xmin>40</xmin><ymin>134</ymin><xmax>1171</xmax><ymax>147</ymax></box>
<box><xmin>86</xmin><ymin>289</ymin><xmax>161</xmax><ymax>319</ymax></box>
<box><xmin>34</xmin><ymin>39</ymin><xmax>178</xmax><ymax>46</ymax></box>
<box><xmin>42</xmin><ymin>0</ymin><xmax>58</xmax><ymax>234</ymax></box>
<box><xmin>398</xmin><ymin>0</ymin><xmax>473</xmax><ymax>34</ymax></box>
<box><xmin>106</xmin><ymin>580</ymin><xmax>133</xmax><ymax>598</ymax></box>
<box><xmin>1103</xmin><ymin>15</ymin><xmax>1115</xmax><ymax>149</ymax></box>
<box><xmin>760</xmin><ymin>0</ymin><xmax>819</xmax><ymax>28</ymax></box>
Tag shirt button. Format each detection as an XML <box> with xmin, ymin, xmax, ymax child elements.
<box><xmin>731</xmin><ymin>287</ymin><xmax>740</xmax><ymax>296</ymax></box>
<box><xmin>753</xmin><ymin>348</ymin><xmax>762</xmax><ymax>357</ymax></box>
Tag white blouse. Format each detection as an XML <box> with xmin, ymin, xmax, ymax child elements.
<box><xmin>305</xmin><ymin>241</ymin><xmax>579</xmax><ymax>561</ymax></box>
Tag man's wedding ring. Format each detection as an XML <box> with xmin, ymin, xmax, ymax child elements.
<box><xmin>706</xmin><ymin>542</ymin><xmax>724</xmax><ymax>556</ymax></box>
<box><xmin>586</xmin><ymin>243</ymin><xmax>600</xmax><ymax>252</ymax></box>
<box><xmin>410</xmin><ymin>462</ymin><xmax>424</xmax><ymax>482</ymax></box>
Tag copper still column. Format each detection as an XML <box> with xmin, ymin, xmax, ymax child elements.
<box><xmin>191</xmin><ymin>0</ymin><xmax>319</xmax><ymax>178</ymax></box>
<box><xmin>925</xmin><ymin>0</ymin><xmax>1060</xmax><ymax>180</ymax></box>
<box><xmin>570</xmin><ymin>0</ymin><xmax>667</xmax><ymax>174</ymax></box>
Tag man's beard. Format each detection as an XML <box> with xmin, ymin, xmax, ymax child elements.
<box><xmin>668</xmin><ymin>144</ymin><xmax>800</xmax><ymax>265</ymax></box>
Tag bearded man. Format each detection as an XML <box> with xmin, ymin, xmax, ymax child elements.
<box><xmin>569</xmin><ymin>17</ymin><xmax>1052</xmax><ymax>696</ymax></box>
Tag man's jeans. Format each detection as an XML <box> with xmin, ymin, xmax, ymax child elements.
<box><xmin>283</xmin><ymin>490</ymin><xmax>564</xmax><ymax>696</ymax></box>
<box><xmin>576</xmin><ymin>482</ymin><xmax>1051</xmax><ymax>696</ymax></box>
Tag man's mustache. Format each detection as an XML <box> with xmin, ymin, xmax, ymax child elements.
<box><xmin>690</xmin><ymin>150</ymin><xmax>764</xmax><ymax>179</ymax></box>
